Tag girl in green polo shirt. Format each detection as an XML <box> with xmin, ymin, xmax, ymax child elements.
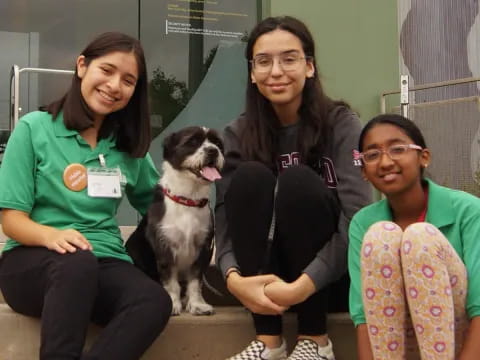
<box><xmin>348</xmin><ymin>114</ymin><xmax>480</xmax><ymax>359</ymax></box>
<box><xmin>0</xmin><ymin>32</ymin><xmax>172</xmax><ymax>359</ymax></box>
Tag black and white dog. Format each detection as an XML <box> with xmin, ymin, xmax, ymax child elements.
<box><xmin>126</xmin><ymin>126</ymin><xmax>224</xmax><ymax>315</ymax></box>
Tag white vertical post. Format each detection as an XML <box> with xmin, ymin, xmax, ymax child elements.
<box><xmin>400</xmin><ymin>74</ymin><xmax>409</xmax><ymax>117</ymax></box>
<box><xmin>10</xmin><ymin>65</ymin><xmax>20</xmax><ymax>130</ymax></box>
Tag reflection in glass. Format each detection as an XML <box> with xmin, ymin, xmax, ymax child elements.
<box><xmin>141</xmin><ymin>0</ymin><xmax>258</xmax><ymax>137</ymax></box>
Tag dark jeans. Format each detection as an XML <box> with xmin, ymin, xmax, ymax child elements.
<box><xmin>225</xmin><ymin>162</ymin><xmax>340</xmax><ymax>335</ymax></box>
<box><xmin>0</xmin><ymin>247</ymin><xmax>172</xmax><ymax>360</ymax></box>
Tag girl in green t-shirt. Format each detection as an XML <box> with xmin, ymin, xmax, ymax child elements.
<box><xmin>349</xmin><ymin>114</ymin><xmax>480</xmax><ymax>359</ymax></box>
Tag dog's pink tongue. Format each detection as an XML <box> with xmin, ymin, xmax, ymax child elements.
<box><xmin>200</xmin><ymin>167</ymin><xmax>221</xmax><ymax>181</ymax></box>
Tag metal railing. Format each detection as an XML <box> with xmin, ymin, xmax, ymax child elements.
<box><xmin>9</xmin><ymin>65</ymin><xmax>74</xmax><ymax>131</ymax></box>
<box><xmin>380</xmin><ymin>75</ymin><xmax>480</xmax><ymax>196</ymax></box>
<box><xmin>380</xmin><ymin>76</ymin><xmax>480</xmax><ymax>115</ymax></box>
<box><xmin>0</xmin><ymin>65</ymin><xmax>74</xmax><ymax>161</ymax></box>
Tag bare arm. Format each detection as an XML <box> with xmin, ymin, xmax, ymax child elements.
<box><xmin>459</xmin><ymin>316</ymin><xmax>480</xmax><ymax>359</ymax></box>
<box><xmin>357</xmin><ymin>324</ymin><xmax>374</xmax><ymax>360</ymax></box>
<box><xmin>226</xmin><ymin>270</ymin><xmax>288</xmax><ymax>315</ymax></box>
<box><xmin>263</xmin><ymin>273</ymin><xmax>316</xmax><ymax>307</ymax></box>
<box><xmin>2</xmin><ymin>209</ymin><xmax>92</xmax><ymax>254</ymax></box>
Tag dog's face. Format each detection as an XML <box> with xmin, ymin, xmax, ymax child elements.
<box><xmin>163</xmin><ymin>126</ymin><xmax>225</xmax><ymax>182</ymax></box>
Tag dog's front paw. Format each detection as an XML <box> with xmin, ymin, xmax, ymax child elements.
<box><xmin>171</xmin><ymin>298</ymin><xmax>183</xmax><ymax>316</ymax></box>
<box><xmin>186</xmin><ymin>301</ymin><xmax>214</xmax><ymax>316</ymax></box>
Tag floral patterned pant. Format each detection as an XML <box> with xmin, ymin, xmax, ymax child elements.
<box><xmin>361</xmin><ymin>221</ymin><xmax>468</xmax><ymax>359</ymax></box>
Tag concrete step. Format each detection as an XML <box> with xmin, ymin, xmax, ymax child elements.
<box><xmin>0</xmin><ymin>304</ymin><xmax>356</xmax><ymax>360</ymax></box>
<box><xmin>0</xmin><ymin>225</ymin><xmax>357</xmax><ymax>359</ymax></box>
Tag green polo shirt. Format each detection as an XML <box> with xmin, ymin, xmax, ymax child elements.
<box><xmin>348</xmin><ymin>179</ymin><xmax>480</xmax><ymax>326</ymax></box>
<box><xmin>0</xmin><ymin>111</ymin><xmax>159</xmax><ymax>262</ymax></box>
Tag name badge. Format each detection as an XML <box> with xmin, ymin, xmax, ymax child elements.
<box><xmin>87</xmin><ymin>167</ymin><xmax>122</xmax><ymax>198</ymax></box>
<box><xmin>63</xmin><ymin>163</ymin><xmax>88</xmax><ymax>191</ymax></box>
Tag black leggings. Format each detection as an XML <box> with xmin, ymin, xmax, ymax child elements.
<box><xmin>225</xmin><ymin>162</ymin><xmax>340</xmax><ymax>335</ymax></box>
<box><xmin>0</xmin><ymin>247</ymin><xmax>172</xmax><ymax>360</ymax></box>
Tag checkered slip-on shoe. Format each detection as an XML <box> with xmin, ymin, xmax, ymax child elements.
<box><xmin>287</xmin><ymin>339</ymin><xmax>335</xmax><ymax>360</ymax></box>
<box><xmin>226</xmin><ymin>339</ymin><xmax>287</xmax><ymax>360</ymax></box>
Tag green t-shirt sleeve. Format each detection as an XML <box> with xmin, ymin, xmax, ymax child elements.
<box><xmin>0</xmin><ymin>119</ymin><xmax>36</xmax><ymax>213</ymax></box>
<box><xmin>125</xmin><ymin>153</ymin><xmax>159</xmax><ymax>216</ymax></box>
<box><xmin>348</xmin><ymin>215</ymin><xmax>367</xmax><ymax>326</ymax></box>
<box><xmin>461</xmin><ymin>196</ymin><xmax>480</xmax><ymax>319</ymax></box>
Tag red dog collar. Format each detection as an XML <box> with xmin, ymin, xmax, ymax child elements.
<box><xmin>162</xmin><ymin>187</ymin><xmax>209</xmax><ymax>208</ymax></box>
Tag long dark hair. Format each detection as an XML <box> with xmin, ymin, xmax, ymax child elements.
<box><xmin>44</xmin><ymin>32</ymin><xmax>150</xmax><ymax>157</ymax></box>
<box><xmin>241</xmin><ymin>16</ymin><xmax>348</xmax><ymax>168</ymax></box>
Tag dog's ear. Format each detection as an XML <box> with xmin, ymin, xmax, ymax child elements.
<box><xmin>162</xmin><ymin>131</ymin><xmax>178</xmax><ymax>159</ymax></box>
<box><xmin>206</xmin><ymin>128</ymin><xmax>225</xmax><ymax>153</ymax></box>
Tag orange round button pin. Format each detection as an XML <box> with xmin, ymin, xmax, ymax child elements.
<box><xmin>63</xmin><ymin>163</ymin><xmax>87</xmax><ymax>191</ymax></box>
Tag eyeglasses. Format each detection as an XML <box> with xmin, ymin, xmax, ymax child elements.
<box><xmin>250</xmin><ymin>51</ymin><xmax>311</xmax><ymax>74</ymax></box>
<box><xmin>356</xmin><ymin>144</ymin><xmax>423</xmax><ymax>165</ymax></box>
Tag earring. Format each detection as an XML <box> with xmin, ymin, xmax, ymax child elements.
<box><xmin>423</xmin><ymin>163</ymin><xmax>429</xmax><ymax>168</ymax></box>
